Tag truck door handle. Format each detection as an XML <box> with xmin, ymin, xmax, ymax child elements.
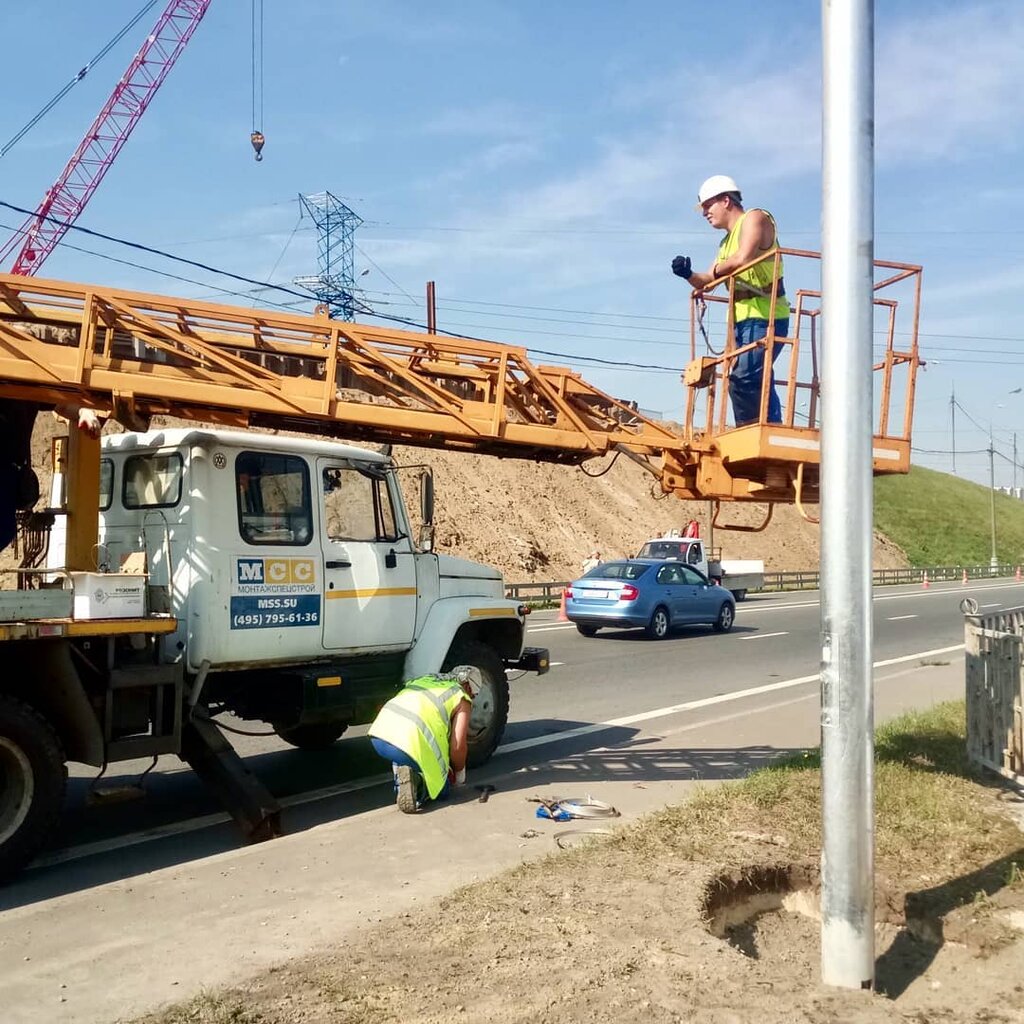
<box><xmin>325</xmin><ymin>559</ymin><xmax>352</xmax><ymax>569</ymax></box>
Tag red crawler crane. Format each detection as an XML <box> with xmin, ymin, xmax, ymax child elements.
<box><xmin>0</xmin><ymin>0</ymin><xmax>213</xmax><ymax>275</ymax></box>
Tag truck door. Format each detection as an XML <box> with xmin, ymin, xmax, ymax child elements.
<box><xmin>318</xmin><ymin>459</ymin><xmax>417</xmax><ymax>652</ymax></box>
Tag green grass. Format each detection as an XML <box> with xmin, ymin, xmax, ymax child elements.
<box><xmin>619</xmin><ymin>701</ymin><xmax>1023</xmax><ymax>883</ymax></box>
<box><xmin>875</xmin><ymin>465</ymin><xmax>1024</xmax><ymax>566</ymax></box>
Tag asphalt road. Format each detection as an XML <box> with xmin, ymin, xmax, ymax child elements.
<box><xmin>4</xmin><ymin>577</ymin><xmax>1020</xmax><ymax>909</ymax></box>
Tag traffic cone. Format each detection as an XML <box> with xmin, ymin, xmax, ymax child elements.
<box><xmin>921</xmin><ymin>571</ymin><xmax>930</xmax><ymax>590</ymax></box>
<box><xmin>962</xmin><ymin>568</ymin><xmax>968</xmax><ymax>586</ymax></box>
<box><xmin>557</xmin><ymin>589</ymin><xmax>569</xmax><ymax>622</ymax></box>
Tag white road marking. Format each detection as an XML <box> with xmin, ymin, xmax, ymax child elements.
<box><xmin>887</xmin><ymin>614</ymin><xmax>918</xmax><ymax>621</ymax></box>
<box><xmin>498</xmin><ymin>643</ymin><xmax>965</xmax><ymax>754</ymax></box>
<box><xmin>740</xmin><ymin>631</ymin><xmax>788</xmax><ymax>641</ymax></box>
<box><xmin>30</xmin><ymin>641</ymin><xmax>965</xmax><ymax>870</ymax></box>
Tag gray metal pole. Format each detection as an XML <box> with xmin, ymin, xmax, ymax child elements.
<box><xmin>951</xmin><ymin>386</ymin><xmax>956</xmax><ymax>475</ymax></box>
<box><xmin>820</xmin><ymin>0</ymin><xmax>876</xmax><ymax>990</ymax></box>
<box><xmin>990</xmin><ymin>430</ymin><xmax>998</xmax><ymax>570</ymax></box>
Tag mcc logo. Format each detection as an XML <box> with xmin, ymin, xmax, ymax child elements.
<box><xmin>236</xmin><ymin>557</ymin><xmax>315</xmax><ymax>585</ymax></box>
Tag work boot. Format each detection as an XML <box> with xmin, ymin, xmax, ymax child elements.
<box><xmin>394</xmin><ymin>765</ymin><xmax>420</xmax><ymax>814</ymax></box>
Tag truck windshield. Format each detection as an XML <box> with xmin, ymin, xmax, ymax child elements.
<box><xmin>637</xmin><ymin>541</ymin><xmax>686</xmax><ymax>560</ymax></box>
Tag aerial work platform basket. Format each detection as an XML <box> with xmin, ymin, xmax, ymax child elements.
<box><xmin>673</xmin><ymin>248</ymin><xmax>922</xmax><ymax>516</ymax></box>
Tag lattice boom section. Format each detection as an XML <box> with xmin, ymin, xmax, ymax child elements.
<box><xmin>0</xmin><ymin>274</ymin><xmax>685</xmax><ymax>466</ymax></box>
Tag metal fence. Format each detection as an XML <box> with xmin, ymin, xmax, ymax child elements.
<box><xmin>506</xmin><ymin>564</ymin><xmax>1023</xmax><ymax>603</ymax></box>
<box><xmin>963</xmin><ymin>600</ymin><xmax>1024</xmax><ymax>786</ymax></box>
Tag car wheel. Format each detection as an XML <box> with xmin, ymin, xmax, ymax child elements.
<box><xmin>273</xmin><ymin>722</ymin><xmax>348</xmax><ymax>750</ymax></box>
<box><xmin>576</xmin><ymin>624</ymin><xmax>599</xmax><ymax>638</ymax></box>
<box><xmin>442</xmin><ymin>640</ymin><xmax>509</xmax><ymax>769</ymax></box>
<box><xmin>645</xmin><ymin>606</ymin><xmax>670</xmax><ymax>640</ymax></box>
<box><xmin>713</xmin><ymin>602</ymin><xmax>735</xmax><ymax>633</ymax></box>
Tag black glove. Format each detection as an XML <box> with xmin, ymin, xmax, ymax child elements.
<box><xmin>671</xmin><ymin>255</ymin><xmax>692</xmax><ymax>280</ymax></box>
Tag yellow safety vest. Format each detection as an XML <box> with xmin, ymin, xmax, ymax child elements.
<box><xmin>368</xmin><ymin>676</ymin><xmax>471</xmax><ymax>798</ymax></box>
<box><xmin>716</xmin><ymin>210</ymin><xmax>791</xmax><ymax>323</ymax></box>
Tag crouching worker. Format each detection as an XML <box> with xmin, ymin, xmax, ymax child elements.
<box><xmin>369</xmin><ymin>668</ymin><xmax>477</xmax><ymax>813</ymax></box>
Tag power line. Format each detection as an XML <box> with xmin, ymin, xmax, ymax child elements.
<box><xmin>0</xmin><ymin>0</ymin><xmax>163</xmax><ymax>159</ymax></box>
<box><xmin>0</xmin><ymin>199</ymin><xmax>318</xmax><ymax>304</ymax></box>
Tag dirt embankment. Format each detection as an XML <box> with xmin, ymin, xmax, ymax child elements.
<box><xmin>2</xmin><ymin>414</ymin><xmax>908</xmax><ymax>583</ymax></box>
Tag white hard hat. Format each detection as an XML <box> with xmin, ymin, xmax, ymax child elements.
<box><xmin>696</xmin><ymin>174</ymin><xmax>741</xmax><ymax>209</ymax></box>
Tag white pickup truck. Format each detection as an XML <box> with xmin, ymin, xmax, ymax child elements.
<box><xmin>635</xmin><ymin>534</ymin><xmax>765</xmax><ymax>601</ymax></box>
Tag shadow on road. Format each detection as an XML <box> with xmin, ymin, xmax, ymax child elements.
<box><xmin>0</xmin><ymin>720</ymin><xmax>803</xmax><ymax>912</ymax></box>
<box><xmin>579</xmin><ymin>624</ymin><xmax>758</xmax><ymax>641</ymax></box>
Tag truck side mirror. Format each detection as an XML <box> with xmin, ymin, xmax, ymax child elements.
<box><xmin>420</xmin><ymin>471</ymin><xmax>434</xmax><ymax>525</ymax></box>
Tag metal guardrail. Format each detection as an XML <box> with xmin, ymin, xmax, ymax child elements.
<box><xmin>506</xmin><ymin>564</ymin><xmax>1023</xmax><ymax>603</ymax></box>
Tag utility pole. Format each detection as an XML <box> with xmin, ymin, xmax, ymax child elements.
<box><xmin>819</xmin><ymin>0</ymin><xmax>875</xmax><ymax>991</ymax></box>
<box><xmin>950</xmin><ymin>384</ymin><xmax>956</xmax><ymax>474</ymax></box>
<box><xmin>990</xmin><ymin>428</ymin><xmax>998</xmax><ymax>570</ymax></box>
<box><xmin>426</xmin><ymin>281</ymin><xmax>437</xmax><ymax>334</ymax></box>
<box><xmin>1014</xmin><ymin>433</ymin><xmax>1018</xmax><ymax>494</ymax></box>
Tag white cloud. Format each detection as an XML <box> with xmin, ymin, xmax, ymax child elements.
<box><xmin>875</xmin><ymin>3</ymin><xmax>1024</xmax><ymax>159</ymax></box>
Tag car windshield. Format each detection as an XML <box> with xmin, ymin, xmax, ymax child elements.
<box><xmin>582</xmin><ymin>561</ymin><xmax>650</xmax><ymax>581</ymax></box>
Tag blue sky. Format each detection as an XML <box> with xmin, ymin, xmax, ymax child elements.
<box><xmin>2</xmin><ymin>0</ymin><xmax>1023</xmax><ymax>489</ymax></box>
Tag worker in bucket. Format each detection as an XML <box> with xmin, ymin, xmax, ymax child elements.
<box><xmin>671</xmin><ymin>175</ymin><xmax>791</xmax><ymax>427</ymax></box>
<box><xmin>368</xmin><ymin>667</ymin><xmax>477</xmax><ymax>813</ymax></box>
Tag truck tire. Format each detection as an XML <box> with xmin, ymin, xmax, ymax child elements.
<box><xmin>732</xmin><ymin>589</ymin><xmax>747</xmax><ymax>602</ymax></box>
<box><xmin>0</xmin><ymin>695</ymin><xmax>67</xmax><ymax>881</ymax></box>
<box><xmin>645</xmin><ymin>606</ymin><xmax>671</xmax><ymax>640</ymax></box>
<box><xmin>443</xmin><ymin>640</ymin><xmax>509</xmax><ymax>769</ymax></box>
<box><xmin>273</xmin><ymin>722</ymin><xmax>348</xmax><ymax>751</ymax></box>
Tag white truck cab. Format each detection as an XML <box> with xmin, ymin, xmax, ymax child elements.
<box><xmin>1</xmin><ymin>428</ymin><xmax>548</xmax><ymax>878</ymax></box>
<box><xmin>636</xmin><ymin>532</ymin><xmax>765</xmax><ymax>601</ymax></box>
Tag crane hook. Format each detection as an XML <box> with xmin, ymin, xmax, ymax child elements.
<box><xmin>250</xmin><ymin>130</ymin><xmax>265</xmax><ymax>162</ymax></box>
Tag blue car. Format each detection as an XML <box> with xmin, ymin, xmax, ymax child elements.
<box><xmin>564</xmin><ymin>559</ymin><xmax>735</xmax><ymax>639</ymax></box>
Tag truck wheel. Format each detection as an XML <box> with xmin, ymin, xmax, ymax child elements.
<box><xmin>732</xmin><ymin>589</ymin><xmax>747</xmax><ymax>602</ymax></box>
<box><xmin>0</xmin><ymin>695</ymin><xmax>66</xmax><ymax>881</ymax></box>
<box><xmin>576</xmin><ymin>624</ymin><xmax>599</xmax><ymax>638</ymax></box>
<box><xmin>273</xmin><ymin>722</ymin><xmax>348</xmax><ymax>751</ymax></box>
<box><xmin>443</xmin><ymin>641</ymin><xmax>509</xmax><ymax>769</ymax></box>
<box><xmin>646</xmin><ymin>606</ymin><xmax>671</xmax><ymax>640</ymax></box>
<box><xmin>713</xmin><ymin>602</ymin><xmax>735</xmax><ymax>633</ymax></box>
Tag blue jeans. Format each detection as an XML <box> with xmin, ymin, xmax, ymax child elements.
<box><xmin>729</xmin><ymin>318</ymin><xmax>789</xmax><ymax>426</ymax></box>
<box><xmin>370</xmin><ymin>738</ymin><xmax>451</xmax><ymax>801</ymax></box>
<box><xmin>371</xmin><ymin>737</ymin><xmax>419</xmax><ymax>770</ymax></box>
